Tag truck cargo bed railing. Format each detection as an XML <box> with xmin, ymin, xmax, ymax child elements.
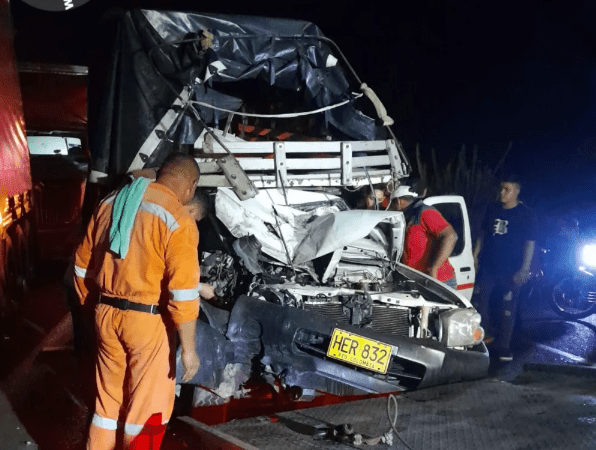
<box><xmin>194</xmin><ymin>137</ymin><xmax>406</xmax><ymax>189</ymax></box>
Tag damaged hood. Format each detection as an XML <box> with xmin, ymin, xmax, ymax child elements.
<box><xmin>293</xmin><ymin>210</ymin><xmax>404</xmax><ymax>264</ymax></box>
<box><xmin>216</xmin><ymin>187</ymin><xmax>405</xmax><ymax>265</ymax></box>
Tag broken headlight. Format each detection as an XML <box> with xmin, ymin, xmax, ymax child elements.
<box><xmin>439</xmin><ymin>308</ymin><xmax>484</xmax><ymax>348</ymax></box>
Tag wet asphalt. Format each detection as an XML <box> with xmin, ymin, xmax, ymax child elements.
<box><xmin>489</xmin><ymin>288</ymin><xmax>596</xmax><ymax>381</ymax></box>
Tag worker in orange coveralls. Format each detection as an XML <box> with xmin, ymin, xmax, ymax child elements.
<box><xmin>74</xmin><ymin>153</ymin><xmax>202</xmax><ymax>450</ymax></box>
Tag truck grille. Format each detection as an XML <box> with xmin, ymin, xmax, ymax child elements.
<box><xmin>371</xmin><ymin>305</ymin><xmax>411</xmax><ymax>337</ymax></box>
<box><xmin>303</xmin><ymin>302</ymin><xmax>411</xmax><ymax>337</ymax></box>
<box><xmin>303</xmin><ymin>303</ymin><xmax>349</xmax><ymax>325</ymax></box>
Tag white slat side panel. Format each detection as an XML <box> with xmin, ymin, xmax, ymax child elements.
<box><xmin>196</xmin><ymin>175</ymin><xmax>231</xmax><ymax>187</ymax></box>
<box><xmin>280</xmin><ymin>168</ymin><xmax>389</xmax><ymax>179</ymax></box>
<box><xmin>209</xmin><ymin>140</ymin><xmax>393</xmax><ymax>154</ymax></box>
<box><xmin>194</xmin><ymin>138</ymin><xmax>400</xmax><ymax>189</ymax></box>
<box><xmin>247</xmin><ymin>168</ymin><xmax>388</xmax><ymax>181</ymax></box>
<box><xmin>197</xmin><ymin>155</ymin><xmax>390</xmax><ymax>172</ymax></box>
<box><xmin>351</xmin><ymin>140</ymin><xmax>395</xmax><ymax>152</ymax></box>
<box><xmin>197</xmin><ymin>161</ymin><xmax>221</xmax><ymax>173</ymax></box>
<box><xmin>352</xmin><ymin>154</ymin><xmax>390</xmax><ymax>167</ymax></box>
<box><xmin>249</xmin><ymin>174</ymin><xmax>392</xmax><ymax>188</ymax></box>
<box><xmin>245</xmin><ymin>168</ymin><xmax>389</xmax><ymax>180</ymax></box>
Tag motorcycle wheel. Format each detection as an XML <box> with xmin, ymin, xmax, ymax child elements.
<box><xmin>550</xmin><ymin>277</ymin><xmax>596</xmax><ymax>319</ymax></box>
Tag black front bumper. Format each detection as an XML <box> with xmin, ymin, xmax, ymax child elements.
<box><xmin>229</xmin><ymin>296</ymin><xmax>489</xmax><ymax>394</ymax></box>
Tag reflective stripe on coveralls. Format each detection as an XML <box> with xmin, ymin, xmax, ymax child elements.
<box><xmin>169</xmin><ymin>288</ymin><xmax>198</xmax><ymax>301</ymax></box>
<box><xmin>91</xmin><ymin>412</ymin><xmax>147</xmax><ymax>435</ymax></box>
<box><xmin>138</xmin><ymin>202</ymin><xmax>179</xmax><ymax>232</ymax></box>
<box><xmin>74</xmin><ymin>265</ymin><xmax>86</xmax><ymax>278</ymax></box>
<box><xmin>74</xmin><ymin>182</ymin><xmax>200</xmax><ymax>450</ymax></box>
<box><xmin>92</xmin><ymin>414</ymin><xmax>118</xmax><ymax>430</ymax></box>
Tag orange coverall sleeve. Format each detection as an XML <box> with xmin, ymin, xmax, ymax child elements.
<box><xmin>73</xmin><ymin>214</ymin><xmax>96</xmax><ymax>306</ymax></box>
<box><xmin>165</xmin><ymin>217</ymin><xmax>200</xmax><ymax>325</ymax></box>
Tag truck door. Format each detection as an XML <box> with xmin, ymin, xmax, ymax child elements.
<box><xmin>423</xmin><ymin>195</ymin><xmax>475</xmax><ymax>300</ymax></box>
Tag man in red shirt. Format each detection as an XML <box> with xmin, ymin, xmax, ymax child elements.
<box><xmin>390</xmin><ymin>184</ymin><xmax>458</xmax><ymax>289</ymax></box>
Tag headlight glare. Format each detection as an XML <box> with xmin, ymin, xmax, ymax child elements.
<box><xmin>582</xmin><ymin>245</ymin><xmax>596</xmax><ymax>267</ymax></box>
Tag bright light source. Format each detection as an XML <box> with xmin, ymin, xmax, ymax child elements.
<box><xmin>581</xmin><ymin>245</ymin><xmax>596</xmax><ymax>267</ymax></box>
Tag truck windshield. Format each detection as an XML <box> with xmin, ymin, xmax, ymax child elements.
<box><xmin>27</xmin><ymin>135</ymin><xmax>81</xmax><ymax>156</ymax></box>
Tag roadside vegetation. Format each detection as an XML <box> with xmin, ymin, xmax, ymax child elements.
<box><xmin>414</xmin><ymin>142</ymin><xmax>511</xmax><ymax>240</ymax></box>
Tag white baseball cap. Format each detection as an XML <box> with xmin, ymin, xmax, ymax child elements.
<box><xmin>390</xmin><ymin>185</ymin><xmax>419</xmax><ymax>201</ymax></box>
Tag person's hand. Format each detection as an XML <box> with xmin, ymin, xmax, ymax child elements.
<box><xmin>512</xmin><ymin>268</ymin><xmax>531</xmax><ymax>286</ymax></box>
<box><xmin>426</xmin><ymin>267</ymin><xmax>439</xmax><ymax>279</ymax></box>
<box><xmin>181</xmin><ymin>349</ymin><xmax>200</xmax><ymax>382</ymax></box>
<box><xmin>200</xmin><ymin>284</ymin><xmax>216</xmax><ymax>300</ymax></box>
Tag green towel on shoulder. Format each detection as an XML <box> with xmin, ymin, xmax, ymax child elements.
<box><xmin>109</xmin><ymin>177</ymin><xmax>153</xmax><ymax>259</ymax></box>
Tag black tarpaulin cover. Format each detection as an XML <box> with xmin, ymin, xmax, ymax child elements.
<box><xmin>90</xmin><ymin>9</ymin><xmax>386</xmax><ymax>185</ymax></box>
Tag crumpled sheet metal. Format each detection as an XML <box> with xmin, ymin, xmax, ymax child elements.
<box><xmin>215</xmin><ymin>187</ymin><xmax>342</xmax><ymax>264</ymax></box>
<box><xmin>293</xmin><ymin>210</ymin><xmax>405</xmax><ymax>264</ymax></box>
<box><xmin>215</xmin><ymin>187</ymin><xmax>405</xmax><ymax>266</ymax></box>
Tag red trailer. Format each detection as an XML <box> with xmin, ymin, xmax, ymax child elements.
<box><xmin>0</xmin><ymin>0</ymin><xmax>36</xmax><ymax>319</ymax></box>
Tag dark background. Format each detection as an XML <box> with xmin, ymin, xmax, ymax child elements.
<box><xmin>9</xmin><ymin>0</ymin><xmax>596</xmax><ymax>216</ymax></box>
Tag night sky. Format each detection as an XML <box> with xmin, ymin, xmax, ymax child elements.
<box><xmin>9</xmin><ymin>0</ymin><xmax>596</xmax><ymax>212</ymax></box>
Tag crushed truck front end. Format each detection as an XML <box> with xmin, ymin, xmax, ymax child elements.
<box><xmin>89</xmin><ymin>10</ymin><xmax>487</xmax><ymax>405</ymax></box>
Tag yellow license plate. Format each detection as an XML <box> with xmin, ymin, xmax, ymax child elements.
<box><xmin>326</xmin><ymin>328</ymin><xmax>393</xmax><ymax>374</ymax></box>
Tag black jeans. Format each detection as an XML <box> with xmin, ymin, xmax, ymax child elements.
<box><xmin>474</xmin><ymin>271</ymin><xmax>522</xmax><ymax>352</ymax></box>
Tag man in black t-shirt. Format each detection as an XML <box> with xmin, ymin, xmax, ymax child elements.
<box><xmin>473</xmin><ymin>176</ymin><xmax>536</xmax><ymax>362</ymax></box>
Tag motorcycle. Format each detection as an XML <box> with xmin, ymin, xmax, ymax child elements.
<box><xmin>548</xmin><ymin>242</ymin><xmax>596</xmax><ymax>319</ymax></box>
<box><xmin>525</xmin><ymin>239</ymin><xmax>596</xmax><ymax>320</ymax></box>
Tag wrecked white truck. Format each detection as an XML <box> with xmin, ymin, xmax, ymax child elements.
<box><xmin>88</xmin><ymin>10</ymin><xmax>488</xmax><ymax>406</ymax></box>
